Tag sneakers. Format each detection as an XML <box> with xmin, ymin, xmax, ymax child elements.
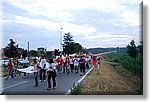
<box><xmin>35</xmin><ymin>85</ymin><xmax>38</xmax><ymax>87</ymax></box>
<box><xmin>47</xmin><ymin>87</ymin><xmax>56</xmax><ymax>90</ymax></box>
<box><xmin>40</xmin><ymin>80</ymin><xmax>46</xmax><ymax>82</ymax></box>
<box><xmin>47</xmin><ymin>88</ymin><xmax>51</xmax><ymax>90</ymax></box>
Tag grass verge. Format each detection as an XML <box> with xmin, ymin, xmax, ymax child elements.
<box><xmin>79</xmin><ymin>58</ymin><xmax>142</xmax><ymax>95</ymax></box>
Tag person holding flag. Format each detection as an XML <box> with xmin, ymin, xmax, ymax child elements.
<box><xmin>33</xmin><ymin>59</ymin><xmax>41</xmax><ymax>87</ymax></box>
<box><xmin>5</xmin><ymin>59</ymin><xmax>14</xmax><ymax>80</ymax></box>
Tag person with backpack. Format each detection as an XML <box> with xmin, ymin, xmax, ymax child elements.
<box><xmin>40</xmin><ymin>57</ymin><xmax>47</xmax><ymax>82</ymax></box>
<box><xmin>47</xmin><ymin>58</ymin><xmax>57</xmax><ymax>90</ymax></box>
<box><xmin>5</xmin><ymin>59</ymin><xmax>14</xmax><ymax>80</ymax></box>
<box><xmin>33</xmin><ymin>59</ymin><xmax>41</xmax><ymax>87</ymax></box>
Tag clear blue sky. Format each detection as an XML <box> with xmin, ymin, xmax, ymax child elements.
<box><xmin>2</xmin><ymin>0</ymin><xmax>142</xmax><ymax>51</ymax></box>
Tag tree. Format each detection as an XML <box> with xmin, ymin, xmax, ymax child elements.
<box><xmin>29</xmin><ymin>50</ymin><xmax>37</xmax><ymax>57</ymax></box>
<box><xmin>62</xmin><ymin>32</ymin><xmax>84</xmax><ymax>54</ymax></box>
<box><xmin>21</xmin><ymin>50</ymin><xmax>28</xmax><ymax>58</ymax></box>
<box><xmin>137</xmin><ymin>41</ymin><xmax>143</xmax><ymax>55</ymax></box>
<box><xmin>46</xmin><ymin>51</ymin><xmax>53</xmax><ymax>59</ymax></box>
<box><xmin>54</xmin><ymin>49</ymin><xmax>60</xmax><ymax>56</ymax></box>
<box><xmin>4</xmin><ymin>39</ymin><xmax>19</xmax><ymax>58</ymax></box>
<box><xmin>126</xmin><ymin>40</ymin><xmax>138</xmax><ymax>58</ymax></box>
<box><xmin>37</xmin><ymin>47</ymin><xmax>46</xmax><ymax>57</ymax></box>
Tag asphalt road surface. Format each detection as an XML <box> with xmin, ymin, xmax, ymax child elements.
<box><xmin>1</xmin><ymin>51</ymin><xmax>114</xmax><ymax>95</ymax></box>
<box><xmin>1</xmin><ymin>64</ymin><xmax>93</xmax><ymax>95</ymax></box>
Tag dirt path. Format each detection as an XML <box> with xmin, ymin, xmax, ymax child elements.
<box><xmin>80</xmin><ymin>58</ymin><xmax>142</xmax><ymax>95</ymax></box>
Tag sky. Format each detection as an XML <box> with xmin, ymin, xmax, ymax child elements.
<box><xmin>1</xmin><ymin>0</ymin><xmax>142</xmax><ymax>51</ymax></box>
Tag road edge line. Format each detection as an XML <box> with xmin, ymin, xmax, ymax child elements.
<box><xmin>1</xmin><ymin>81</ymin><xmax>28</xmax><ymax>91</ymax></box>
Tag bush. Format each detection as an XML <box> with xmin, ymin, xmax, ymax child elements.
<box><xmin>70</xmin><ymin>82</ymin><xmax>82</xmax><ymax>95</ymax></box>
<box><xmin>106</xmin><ymin>53</ymin><xmax>143</xmax><ymax>78</ymax></box>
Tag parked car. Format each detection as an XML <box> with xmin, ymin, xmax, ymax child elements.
<box><xmin>1</xmin><ymin>58</ymin><xmax>9</xmax><ymax>67</ymax></box>
<box><xmin>18</xmin><ymin>58</ymin><xmax>29</xmax><ymax>67</ymax></box>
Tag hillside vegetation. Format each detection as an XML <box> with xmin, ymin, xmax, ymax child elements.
<box><xmin>106</xmin><ymin>53</ymin><xmax>143</xmax><ymax>79</ymax></box>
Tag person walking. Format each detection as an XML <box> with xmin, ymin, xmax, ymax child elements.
<box><xmin>70</xmin><ymin>56</ymin><xmax>74</xmax><ymax>73</ymax></box>
<box><xmin>62</xmin><ymin>55</ymin><xmax>66</xmax><ymax>73</ymax></box>
<box><xmin>47</xmin><ymin>58</ymin><xmax>57</xmax><ymax>90</ymax></box>
<box><xmin>56</xmin><ymin>55</ymin><xmax>63</xmax><ymax>75</ymax></box>
<box><xmin>74</xmin><ymin>55</ymin><xmax>79</xmax><ymax>74</ymax></box>
<box><xmin>40</xmin><ymin>57</ymin><xmax>47</xmax><ymax>82</ymax></box>
<box><xmin>79</xmin><ymin>55</ymin><xmax>86</xmax><ymax>76</ymax></box>
<box><xmin>5</xmin><ymin>59</ymin><xmax>14</xmax><ymax>80</ymax></box>
<box><xmin>33</xmin><ymin>59</ymin><xmax>40</xmax><ymax>87</ymax></box>
<box><xmin>65</xmin><ymin>56</ymin><xmax>70</xmax><ymax>74</ymax></box>
<box><xmin>92</xmin><ymin>56</ymin><xmax>97</xmax><ymax>68</ymax></box>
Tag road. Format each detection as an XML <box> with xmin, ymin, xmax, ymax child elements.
<box><xmin>1</xmin><ymin>64</ymin><xmax>93</xmax><ymax>95</ymax></box>
<box><xmin>1</xmin><ymin>51</ymin><xmax>114</xmax><ymax>95</ymax></box>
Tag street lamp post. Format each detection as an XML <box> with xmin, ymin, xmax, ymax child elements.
<box><xmin>27</xmin><ymin>41</ymin><xmax>29</xmax><ymax>57</ymax></box>
<box><xmin>60</xmin><ymin>27</ymin><xmax>63</xmax><ymax>54</ymax></box>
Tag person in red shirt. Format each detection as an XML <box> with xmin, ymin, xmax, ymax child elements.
<box><xmin>56</xmin><ymin>55</ymin><xmax>63</xmax><ymax>74</ymax></box>
<box><xmin>92</xmin><ymin>56</ymin><xmax>97</xmax><ymax>68</ymax></box>
<box><xmin>5</xmin><ymin>59</ymin><xmax>14</xmax><ymax>80</ymax></box>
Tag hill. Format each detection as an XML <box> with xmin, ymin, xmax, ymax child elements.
<box><xmin>86</xmin><ymin>47</ymin><xmax>127</xmax><ymax>54</ymax></box>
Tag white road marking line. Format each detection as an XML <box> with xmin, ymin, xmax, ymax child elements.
<box><xmin>1</xmin><ymin>81</ymin><xmax>28</xmax><ymax>91</ymax></box>
<box><xmin>65</xmin><ymin>66</ymin><xmax>94</xmax><ymax>95</ymax></box>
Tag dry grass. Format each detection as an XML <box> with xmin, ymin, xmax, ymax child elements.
<box><xmin>80</xmin><ymin>58</ymin><xmax>142</xmax><ymax>95</ymax></box>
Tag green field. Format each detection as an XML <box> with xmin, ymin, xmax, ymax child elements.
<box><xmin>106</xmin><ymin>53</ymin><xmax>143</xmax><ymax>79</ymax></box>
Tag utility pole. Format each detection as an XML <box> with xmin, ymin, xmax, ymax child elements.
<box><xmin>27</xmin><ymin>41</ymin><xmax>29</xmax><ymax>57</ymax></box>
<box><xmin>60</xmin><ymin>27</ymin><xmax>63</xmax><ymax>54</ymax></box>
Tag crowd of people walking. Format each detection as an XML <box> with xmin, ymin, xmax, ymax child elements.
<box><xmin>5</xmin><ymin>54</ymin><xmax>98</xmax><ymax>91</ymax></box>
<box><xmin>32</xmin><ymin>54</ymin><xmax>92</xmax><ymax>90</ymax></box>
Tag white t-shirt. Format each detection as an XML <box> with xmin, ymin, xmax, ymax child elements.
<box><xmin>47</xmin><ymin>63</ymin><xmax>56</xmax><ymax>71</ymax></box>
<box><xmin>74</xmin><ymin>58</ymin><xmax>79</xmax><ymax>66</ymax></box>
<box><xmin>62</xmin><ymin>56</ymin><xmax>66</xmax><ymax>63</ymax></box>
<box><xmin>40</xmin><ymin>59</ymin><xmax>46</xmax><ymax>69</ymax></box>
<box><xmin>70</xmin><ymin>58</ymin><xmax>74</xmax><ymax>64</ymax></box>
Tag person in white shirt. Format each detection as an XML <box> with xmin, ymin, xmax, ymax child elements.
<box><xmin>47</xmin><ymin>58</ymin><xmax>57</xmax><ymax>90</ymax></box>
<box><xmin>40</xmin><ymin>57</ymin><xmax>47</xmax><ymax>82</ymax></box>
<box><xmin>74</xmin><ymin>55</ymin><xmax>79</xmax><ymax>74</ymax></box>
